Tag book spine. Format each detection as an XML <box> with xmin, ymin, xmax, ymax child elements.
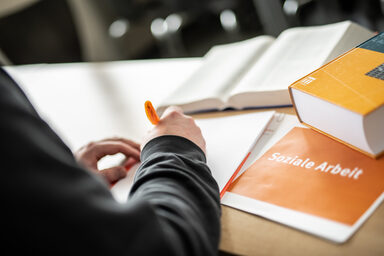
<box><xmin>288</xmin><ymin>87</ymin><xmax>303</xmax><ymax>123</ymax></box>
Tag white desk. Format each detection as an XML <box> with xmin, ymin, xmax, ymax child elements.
<box><xmin>7</xmin><ymin>58</ymin><xmax>201</xmax><ymax>151</ymax></box>
<box><xmin>7</xmin><ymin>59</ymin><xmax>384</xmax><ymax>256</ymax></box>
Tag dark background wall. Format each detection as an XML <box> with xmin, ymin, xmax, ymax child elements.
<box><xmin>0</xmin><ymin>0</ymin><xmax>383</xmax><ymax>65</ymax></box>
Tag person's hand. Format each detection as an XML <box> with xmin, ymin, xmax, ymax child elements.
<box><xmin>75</xmin><ymin>138</ymin><xmax>141</xmax><ymax>184</ymax></box>
<box><xmin>142</xmin><ymin>106</ymin><xmax>206</xmax><ymax>153</ymax></box>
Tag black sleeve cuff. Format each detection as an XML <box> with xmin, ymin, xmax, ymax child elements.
<box><xmin>141</xmin><ymin>135</ymin><xmax>207</xmax><ymax>163</ymax></box>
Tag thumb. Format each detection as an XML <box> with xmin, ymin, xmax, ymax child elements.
<box><xmin>99</xmin><ymin>166</ymin><xmax>127</xmax><ymax>184</ymax></box>
<box><xmin>161</xmin><ymin>105</ymin><xmax>183</xmax><ymax>118</ymax></box>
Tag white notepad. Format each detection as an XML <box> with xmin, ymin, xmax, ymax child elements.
<box><xmin>110</xmin><ymin>111</ymin><xmax>275</xmax><ymax>203</ymax></box>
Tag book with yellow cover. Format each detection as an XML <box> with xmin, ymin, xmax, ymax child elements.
<box><xmin>289</xmin><ymin>32</ymin><xmax>384</xmax><ymax>158</ymax></box>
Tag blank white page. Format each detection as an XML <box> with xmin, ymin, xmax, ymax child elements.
<box><xmin>196</xmin><ymin>111</ymin><xmax>275</xmax><ymax>191</ymax></box>
<box><xmin>111</xmin><ymin>111</ymin><xmax>275</xmax><ymax>202</ymax></box>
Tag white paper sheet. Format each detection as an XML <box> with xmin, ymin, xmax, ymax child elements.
<box><xmin>111</xmin><ymin>111</ymin><xmax>275</xmax><ymax>202</ymax></box>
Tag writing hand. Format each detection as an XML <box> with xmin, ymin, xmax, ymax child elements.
<box><xmin>142</xmin><ymin>106</ymin><xmax>206</xmax><ymax>154</ymax></box>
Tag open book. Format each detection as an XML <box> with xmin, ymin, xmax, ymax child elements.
<box><xmin>157</xmin><ymin>21</ymin><xmax>374</xmax><ymax>114</ymax></box>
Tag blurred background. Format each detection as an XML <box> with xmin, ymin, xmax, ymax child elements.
<box><xmin>0</xmin><ymin>0</ymin><xmax>383</xmax><ymax>65</ymax></box>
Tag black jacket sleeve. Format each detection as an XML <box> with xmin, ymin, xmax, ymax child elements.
<box><xmin>0</xmin><ymin>68</ymin><xmax>221</xmax><ymax>255</ymax></box>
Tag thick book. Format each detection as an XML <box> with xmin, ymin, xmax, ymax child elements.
<box><xmin>157</xmin><ymin>21</ymin><xmax>374</xmax><ymax>115</ymax></box>
<box><xmin>289</xmin><ymin>32</ymin><xmax>384</xmax><ymax>158</ymax></box>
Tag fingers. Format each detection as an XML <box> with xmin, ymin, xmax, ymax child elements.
<box><xmin>75</xmin><ymin>137</ymin><xmax>142</xmax><ymax>185</ymax></box>
<box><xmin>82</xmin><ymin>138</ymin><xmax>141</xmax><ymax>160</ymax></box>
<box><xmin>122</xmin><ymin>157</ymin><xmax>139</xmax><ymax>170</ymax></box>
<box><xmin>99</xmin><ymin>137</ymin><xmax>140</xmax><ymax>151</ymax></box>
<box><xmin>75</xmin><ymin>138</ymin><xmax>141</xmax><ymax>171</ymax></box>
<box><xmin>141</xmin><ymin>105</ymin><xmax>207</xmax><ymax>154</ymax></box>
<box><xmin>91</xmin><ymin>141</ymin><xmax>141</xmax><ymax>161</ymax></box>
<box><xmin>161</xmin><ymin>106</ymin><xmax>184</xmax><ymax>118</ymax></box>
<box><xmin>99</xmin><ymin>166</ymin><xmax>127</xmax><ymax>184</ymax></box>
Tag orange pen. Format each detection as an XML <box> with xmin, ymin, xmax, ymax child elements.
<box><xmin>145</xmin><ymin>100</ymin><xmax>160</xmax><ymax>125</ymax></box>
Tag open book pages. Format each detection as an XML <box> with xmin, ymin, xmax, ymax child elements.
<box><xmin>110</xmin><ymin>111</ymin><xmax>276</xmax><ymax>203</ymax></box>
<box><xmin>157</xmin><ymin>36</ymin><xmax>275</xmax><ymax>114</ymax></box>
<box><xmin>157</xmin><ymin>21</ymin><xmax>374</xmax><ymax>115</ymax></box>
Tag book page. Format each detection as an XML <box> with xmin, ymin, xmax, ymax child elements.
<box><xmin>230</xmin><ymin>21</ymin><xmax>371</xmax><ymax>96</ymax></box>
<box><xmin>325</xmin><ymin>21</ymin><xmax>376</xmax><ymax>63</ymax></box>
<box><xmin>157</xmin><ymin>36</ymin><xmax>274</xmax><ymax>114</ymax></box>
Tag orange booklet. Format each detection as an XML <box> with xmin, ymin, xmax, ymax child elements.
<box><xmin>223</xmin><ymin>127</ymin><xmax>384</xmax><ymax>243</ymax></box>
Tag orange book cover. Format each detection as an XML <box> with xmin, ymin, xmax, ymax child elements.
<box><xmin>228</xmin><ymin>127</ymin><xmax>384</xmax><ymax>227</ymax></box>
<box><xmin>289</xmin><ymin>34</ymin><xmax>384</xmax><ymax>116</ymax></box>
<box><xmin>288</xmin><ymin>32</ymin><xmax>384</xmax><ymax>158</ymax></box>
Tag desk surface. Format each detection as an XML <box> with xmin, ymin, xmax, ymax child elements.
<box><xmin>197</xmin><ymin>108</ymin><xmax>384</xmax><ymax>256</ymax></box>
<box><xmin>8</xmin><ymin>60</ymin><xmax>384</xmax><ymax>256</ymax></box>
